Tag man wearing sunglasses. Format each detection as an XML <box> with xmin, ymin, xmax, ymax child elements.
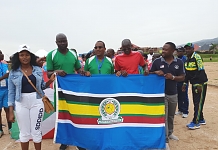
<box><xmin>82</xmin><ymin>41</ymin><xmax>114</xmax><ymax>76</ymax></box>
<box><xmin>114</xmin><ymin>39</ymin><xmax>148</xmax><ymax>77</ymax></box>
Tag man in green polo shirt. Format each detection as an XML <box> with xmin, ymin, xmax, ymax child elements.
<box><xmin>83</xmin><ymin>41</ymin><xmax>114</xmax><ymax>76</ymax></box>
<box><xmin>46</xmin><ymin>34</ymin><xmax>81</xmax><ymax>77</ymax></box>
<box><xmin>46</xmin><ymin>33</ymin><xmax>83</xmax><ymax>150</ymax></box>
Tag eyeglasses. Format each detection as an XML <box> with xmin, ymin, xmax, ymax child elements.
<box><xmin>94</xmin><ymin>46</ymin><xmax>103</xmax><ymax>49</ymax></box>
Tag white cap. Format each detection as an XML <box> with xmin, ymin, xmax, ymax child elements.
<box><xmin>18</xmin><ymin>44</ymin><xmax>30</xmax><ymax>52</ymax></box>
<box><xmin>35</xmin><ymin>49</ymin><xmax>48</xmax><ymax>57</ymax></box>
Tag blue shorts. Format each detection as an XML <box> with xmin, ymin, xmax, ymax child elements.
<box><xmin>0</xmin><ymin>88</ymin><xmax>8</xmax><ymax>109</ymax></box>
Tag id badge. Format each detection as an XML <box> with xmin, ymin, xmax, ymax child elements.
<box><xmin>0</xmin><ymin>79</ymin><xmax>6</xmax><ymax>87</ymax></box>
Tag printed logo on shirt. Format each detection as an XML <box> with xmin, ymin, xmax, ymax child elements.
<box><xmin>35</xmin><ymin>108</ymin><xmax>43</xmax><ymax>130</ymax></box>
<box><xmin>174</xmin><ymin>65</ymin><xmax>179</xmax><ymax>69</ymax></box>
<box><xmin>160</xmin><ymin>65</ymin><xmax>164</xmax><ymax>68</ymax></box>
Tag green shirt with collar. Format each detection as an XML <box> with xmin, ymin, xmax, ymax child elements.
<box><xmin>46</xmin><ymin>49</ymin><xmax>81</xmax><ymax>74</ymax></box>
<box><xmin>84</xmin><ymin>56</ymin><xmax>114</xmax><ymax>74</ymax></box>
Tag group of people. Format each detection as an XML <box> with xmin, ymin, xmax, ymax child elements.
<box><xmin>0</xmin><ymin>33</ymin><xmax>208</xmax><ymax>150</ymax></box>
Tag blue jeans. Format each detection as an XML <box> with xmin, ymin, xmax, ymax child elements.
<box><xmin>177</xmin><ymin>82</ymin><xmax>189</xmax><ymax>114</ymax></box>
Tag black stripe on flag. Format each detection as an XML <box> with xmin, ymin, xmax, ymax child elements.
<box><xmin>58</xmin><ymin>91</ymin><xmax>164</xmax><ymax>104</ymax></box>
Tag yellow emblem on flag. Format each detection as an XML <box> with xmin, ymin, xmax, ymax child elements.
<box><xmin>97</xmin><ymin>98</ymin><xmax>123</xmax><ymax>124</ymax></box>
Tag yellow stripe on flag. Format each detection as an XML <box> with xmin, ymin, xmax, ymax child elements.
<box><xmin>59</xmin><ymin>100</ymin><xmax>99</xmax><ymax>115</ymax></box>
<box><xmin>120</xmin><ymin>105</ymin><xmax>164</xmax><ymax>115</ymax></box>
<box><xmin>59</xmin><ymin>100</ymin><xmax>164</xmax><ymax>116</ymax></box>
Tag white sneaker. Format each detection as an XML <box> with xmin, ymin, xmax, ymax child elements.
<box><xmin>166</xmin><ymin>143</ymin><xmax>170</xmax><ymax>150</ymax></box>
<box><xmin>182</xmin><ymin>114</ymin><xmax>188</xmax><ymax>118</ymax></box>
<box><xmin>169</xmin><ymin>134</ymin><xmax>179</xmax><ymax>140</ymax></box>
<box><xmin>175</xmin><ymin>111</ymin><xmax>182</xmax><ymax>115</ymax></box>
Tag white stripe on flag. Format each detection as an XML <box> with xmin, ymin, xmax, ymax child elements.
<box><xmin>57</xmin><ymin>119</ymin><xmax>165</xmax><ymax>128</ymax></box>
<box><xmin>41</xmin><ymin>113</ymin><xmax>56</xmax><ymax>135</ymax></box>
<box><xmin>58</xmin><ymin>88</ymin><xmax>165</xmax><ymax>98</ymax></box>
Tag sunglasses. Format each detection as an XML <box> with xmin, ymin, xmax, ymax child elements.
<box><xmin>94</xmin><ymin>46</ymin><xmax>103</xmax><ymax>49</ymax></box>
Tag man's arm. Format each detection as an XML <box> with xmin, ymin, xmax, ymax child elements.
<box><xmin>114</xmin><ymin>57</ymin><xmax>126</xmax><ymax>76</ymax></box>
<box><xmin>74</xmin><ymin>55</ymin><xmax>82</xmax><ymax>74</ymax></box>
<box><xmin>36</xmin><ymin>56</ymin><xmax>46</xmax><ymax>67</ymax></box>
<box><xmin>164</xmin><ymin>73</ymin><xmax>185</xmax><ymax>82</ymax></box>
<box><xmin>141</xmin><ymin>64</ymin><xmax>149</xmax><ymax>75</ymax></box>
<box><xmin>45</xmin><ymin>52</ymin><xmax>67</xmax><ymax>77</ymax></box>
<box><xmin>165</xmin><ymin>60</ymin><xmax>185</xmax><ymax>82</ymax></box>
<box><xmin>0</xmin><ymin>73</ymin><xmax>9</xmax><ymax>81</ymax></box>
<box><xmin>47</xmin><ymin>70</ymin><xmax>67</xmax><ymax>78</ymax></box>
<box><xmin>138</xmin><ymin>53</ymin><xmax>149</xmax><ymax>75</ymax></box>
<box><xmin>194</xmin><ymin>54</ymin><xmax>207</xmax><ymax>83</ymax></box>
<box><xmin>46</xmin><ymin>52</ymin><xmax>54</xmax><ymax>78</ymax></box>
<box><xmin>114</xmin><ymin>57</ymin><xmax>120</xmax><ymax>73</ymax></box>
<box><xmin>47</xmin><ymin>70</ymin><xmax>54</xmax><ymax>78</ymax></box>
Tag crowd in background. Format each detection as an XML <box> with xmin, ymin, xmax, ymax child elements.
<box><xmin>0</xmin><ymin>33</ymin><xmax>208</xmax><ymax>150</ymax></box>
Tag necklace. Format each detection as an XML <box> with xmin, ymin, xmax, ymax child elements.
<box><xmin>21</xmin><ymin>67</ymin><xmax>31</xmax><ymax>73</ymax></box>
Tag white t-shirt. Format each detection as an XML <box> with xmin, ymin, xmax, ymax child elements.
<box><xmin>147</xmin><ymin>53</ymin><xmax>154</xmax><ymax>64</ymax></box>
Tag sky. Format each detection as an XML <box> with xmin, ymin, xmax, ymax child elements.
<box><xmin>1</xmin><ymin>0</ymin><xmax>218</xmax><ymax>60</ymax></box>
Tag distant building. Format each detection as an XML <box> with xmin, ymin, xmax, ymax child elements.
<box><xmin>200</xmin><ymin>44</ymin><xmax>210</xmax><ymax>51</ymax></box>
<box><xmin>139</xmin><ymin>47</ymin><xmax>161</xmax><ymax>53</ymax></box>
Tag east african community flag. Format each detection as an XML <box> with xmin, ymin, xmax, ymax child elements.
<box><xmin>54</xmin><ymin>74</ymin><xmax>166</xmax><ymax>150</ymax></box>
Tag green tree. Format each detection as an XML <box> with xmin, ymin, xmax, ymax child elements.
<box><xmin>209</xmin><ymin>43</ymin><xmax>218</xmax><ymax>54</ymax></box>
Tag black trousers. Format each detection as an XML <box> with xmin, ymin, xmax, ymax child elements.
<box><xmin>192</xmin><ymin>84</ymin><xmax>207</xmax><ymax>124</ymax></box>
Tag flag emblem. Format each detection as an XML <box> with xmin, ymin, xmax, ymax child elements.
<box><xmin>97</xmin><ymin>98</ymin><xmax>123</xmax><ymax>124</ymax></box>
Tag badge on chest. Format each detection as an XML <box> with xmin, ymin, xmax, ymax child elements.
<box><xmin>0</xmin><ymin>79</ymin><xmax>6</xmax><ymax>87</ymax></box>
<box><xmin>160</xmin><ymin>65</ymin><xmax>164</xmax><ymax>68</ymax></box>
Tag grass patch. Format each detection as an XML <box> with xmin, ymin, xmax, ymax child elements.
<box><xmin>196</xmin><ymin>53</ymin><xmax>218</xmax><ymax>62</ymax></box>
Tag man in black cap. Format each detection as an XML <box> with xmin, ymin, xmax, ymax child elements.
<box><xmin>175</xmin><ymin>47</ymin><xmax>189</xmax><ymax>118</ymax></box>
<box><xmin>182</xmin><ymin>43</ymin><xmax>208</xmax><ymax>130</ymax></box>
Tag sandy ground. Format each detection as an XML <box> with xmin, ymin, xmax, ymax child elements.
<box><xmin>0</xmin><ymin>62</ymin><xmax>218</xmax><ymax>150</ymax></box>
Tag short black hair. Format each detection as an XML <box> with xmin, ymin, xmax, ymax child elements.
<box><xmin>143</xmin><ymin>53</ymin><xmax>148</xmax><ymax>59</ymax></box>
<box><xmin>96</xmin><ymin>41</ymin><xmax>105</xmax><ymax>48</ymax></box>
<box><xmin>11</xmin><ymin>52</ymin><xmax>37</xmax><ymax>71</ymax></box>
<box><xmin>85</xmin><ymin>53</ymin><xmax>91</xmax><ymax>60</ymax></box>
<box><xmin>165</xmin><ymin>42</ymin><xmax>176</xmax><ymax>50</ymax></box>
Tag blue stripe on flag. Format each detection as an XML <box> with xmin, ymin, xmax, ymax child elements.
<box><xmin>55</xmin><ymin>123</ymin><xmax>165</xmax><ymax>150</ymax></box>
<box><xmin>57</xmin><ymin>74</ymin><xmax>165</xmax><ymax>94</ymax></box>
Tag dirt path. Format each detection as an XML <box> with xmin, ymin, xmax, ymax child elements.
<box><xmin>0</xmin><ymin>62</ymin><xmax>217</xmax><ymax>150</ymax></box>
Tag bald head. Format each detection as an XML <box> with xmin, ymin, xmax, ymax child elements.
<box><xmin>121</xmin><ymin>39</ymin><xmax>132</xmax><ymax>55</ymax></box>
<box><xmin>56</xmin><ymin>33</ymin><xmax>68</xmax><ymax>51</ymax></box>
<box><xmin>122</xmin><ymin>39</ymin><xmax>132</xmax><ymax>47</ymax></box>
<box><xmin>56</xmin><ymin>33</ymin><xmax>67</xmax><ymax>41</ymax></box>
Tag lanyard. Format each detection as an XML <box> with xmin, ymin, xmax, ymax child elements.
<box><xmin>95</xmin><ymin>56</ymin><xmax>105</xmax><ymax>74</ymax></box>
